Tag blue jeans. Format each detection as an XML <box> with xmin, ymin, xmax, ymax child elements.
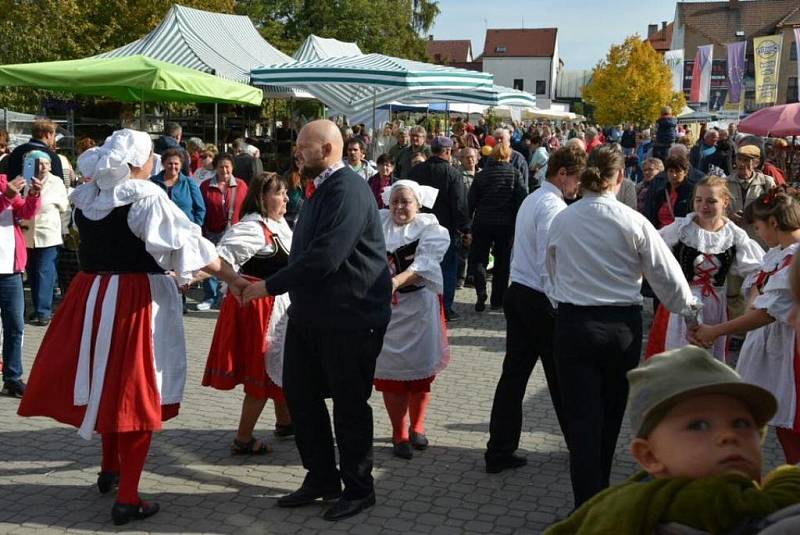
<box><xmin>203</xmin><ymin>276</ymin><xmax>221</xmax><ymax>304</ymax></box>
<box><xmin>441</xmin><ymin>240</ymin><xmax>459</xmax><ymax>313</ymax></box>
<box><xmin>26</xmin><ymin>246</ymin><xmax>59</xmax><ymax>320</ymax></box>
<box><xmin>0</xmin><ymin>273</ymin><xmax>25</xmax><ymax>382</ymax></box>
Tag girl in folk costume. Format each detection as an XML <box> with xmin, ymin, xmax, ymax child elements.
<box><xmin>693</xmin><ymin>188</ymin><xmax>800</xmax><ymax>464</ymax></box>
<box><xmin>18</xmin><ymin>129</ymin><xmax>247</xmax><ymax>526</ymax></box>
<box><xmin>374</xmin><ymin>180</ymin><xmax>450</xmax><ymax>460</ymax></box>
<box><xmin>201</xmin><ymin>173</ymin><xmax>293</xmax><ymax>454</ymax></box>
<box><xmin>646</xmin><ymin>176</ymin><xmax>764</xmax><ymax>362</ymax></box>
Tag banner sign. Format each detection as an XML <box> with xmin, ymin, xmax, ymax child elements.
<box><xmin>664</xmin><ymin>49</ymin><xmax>684</xmax><ymax>93</ymax></box>
<box><xmin>689</xmin><ymin>45</ymin><xmax>713</xmax><ymax>104</ymax></box>
<box><xmin>753</xmin><ymin>35</ymin><xmax>782</xmax><ymax>104</ymax></box>
<box><xmin>725</xmin><ymin>41</ymin><xmax>746</xmax><ymax>105</ymax></box>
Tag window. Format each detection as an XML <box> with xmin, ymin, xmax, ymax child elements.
<box><xmin>789</xmin><ymin>77</ymin><xmax>798</xmax><ymax>104</ymax></box>
<box><xmin>495</xmin><ymin>46</ymin><xmax>506</xmax><ymax>53</ymax></box>
<box><xmin>791</xmin><ymin>41</ymin><xmax>797</xmax><ymax>61</ymax></box>
<box><xmin>536</xmin><ymin>80</ymin><xmax>546</xmax><ymax>95</ymax></box>
<box><xmin>513</xmin><ymin>79</ymin><xmax>524</xmax><ymax>90</ymax></box>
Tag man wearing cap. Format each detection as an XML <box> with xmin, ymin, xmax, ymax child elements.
<box><xmin>546</xmin><ymin>345</ymin><xmax>800</xmax><ymax>534</ymax></box>
<box><xmin>408</xmin><ymin>136</ymin><xmax>471</xmax><ymax>322</ymax></box>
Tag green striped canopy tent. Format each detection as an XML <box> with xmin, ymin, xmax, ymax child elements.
<box><xmin>293</xmin><ymin>35</ymin><xmax>363</xmax><ymax>62</ymax></box>
<box><xmin>250</xmin><ymin>54</ymin><xmax>494</xmax><ymax>116</ymax></box>
<box><xmin>407</xmin><ymin>84</ymin><xmax>537</xmax><ymax>108</ymax></box>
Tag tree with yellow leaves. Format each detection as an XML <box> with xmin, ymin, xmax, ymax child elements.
<box><xmin>583</xmin><ymin>35</ymin><xmax>685</xmax><ymax>126</ymax></box>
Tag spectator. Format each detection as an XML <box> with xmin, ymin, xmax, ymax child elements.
<box><xmin>7</xmin><ymin>119</ymin><xmax>64</xmax><ymax>181</ymax></box>
<box><xmin>636</xmin><ymin>157</ymin><xmax>663</xmax><ymax>213</ymax></box>
<box><xmin>367</xmin><ymin>153</ymin><xmax>396</xmax><ymax>209</ymax></box>
<box><xmin>343</xmin><ymin>137</ymin><xmax>377</xmax><ymax>180</ymax></box>
<box><xmin>494</xmin><ymin>127</ymin><xmax>529</xmax><ymax>193</ymax></box>
<box><xmin>644</xmin><ymin>154</ymin><xmax>695</xmax><ymax>229</ymax></box>
<box><xmin>153</xmin><ymin>122</ymin><xmax>190</xmax><ymax>176</ymax></box>
<box><xmin>408</xmin><ymin>136</ymin><xmax>471</xmax><ymax>322</ymax></box>
<box><xmin>528</xmin><ymin>133</ymin><xmax>548</xmax><ymax>190</ymax></box>
<box><xmin>198</xmin><ymin>153</ymin><xmax>249</xmax><ymax>311</ymax></box>
<box><xmin>643</xmin><ymin>145</ymin><xmax>703</xmax><ymax>229</ymax></box>
<box><xmin>457</xmin><ymin>148</ymin><xmax>479</xmax><ymax>288</ymax></box>
<box><xmin>653</xmin><ymin>106</ymin><xmax>677</xmax><ymax>160</ymax></box>
<box><xmin>20</xmin><ymin>151</ymin><xmax>69</xmax><ymax>326</ymax></box>
<box><xmin>232</xmin><ymin>138</ymin><xmax>264</xmax><ymax>185</ymax></box>
<box><xmin>186</xmin><ymin>137</ymin><xmax>204</xmax><ymax>174</ymax></box>
<box><xmin>193</xmin><ymin>144</ymin><xmax>218</xmax><ymax>185</ymax></box>
<box><xmin>620</xmin><ymin>124</ymin><xmax>636</xmax><ymax>156</ymax></box>
<box><xmin>150</xmin><ymin>149</ymin><xmax>206</xmax><ymax>226</ymax></box>
<box><xmin>689</xmin><ymin>129</ymin><xmax>728</xmax><ymax>175</ymax></box>
<box><xmin>585</xmin><ymin>127</ymin><xmax>602</xmax><ymax>154</ymax></box>
<box><xmin>395</xmin><ymin>126</ymin><xmax>431</xmax><ymax>180</ymax></box>
<box><xmin>388</xmin><ymin>129</ymin><xmax>409</xmax><ymax>161</ymax></box>
<box><xmin>282</xmin><ymin>154</ymin><xmax>304</xmax><ymax>228</ymax></box>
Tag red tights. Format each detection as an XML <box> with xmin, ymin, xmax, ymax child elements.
<box><xmin>101</xmin><ymin>431</ymin><xmax>153</xmax><ymax>505</ymax></box>
<box><xmin>776</xmin><ymin>427</ymin><xmax>800</xmax><ymax>465</ymax></box>
<box><xmin>382</xmin><ymin>392</ymin><xmax>431</xmax><ymax>443</ymax></box>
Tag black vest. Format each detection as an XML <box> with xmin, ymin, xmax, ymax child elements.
<box><xmin>672</xmin><ymin>241</ymin><xmax>736</xmax><ymax>288</ymax></box>
<box><xmin>75</xmin><ymin>204</ymin><xmax>164</xmax><ymax>273</ymax></box>
<box><xmin>240</xmin><ymin>228</ymin><xmax>290</xmax><ymax>279</ymax></box>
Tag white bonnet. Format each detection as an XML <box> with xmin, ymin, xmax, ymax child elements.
<box><xmin>77</xmin><ymin>129</ymin><xmax>152</xmax><ymax>190</ymax></box>
<box><xmin>381</xmin><ymin>179</ymin><xmax>438</xmax><ymax>209</ymax></box>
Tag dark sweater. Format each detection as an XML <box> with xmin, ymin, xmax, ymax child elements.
<box><xmin>265</xmin><ymin>166</ymin><xmax>392</xmax><ymax>331</ymax></box>
<box><xmin>408</xmin><ymin>155</ymin><xmax>471</xmax><ymax>235</ymax></box>
<box><xmin>7</xmin><ymin>139</ymin><xmax>64</xmax><ymax>181</ymax></box>
<box><xmin>468</xmin><ymin>159</ymin><xmax>527</xmax><ymax>228</ymax></box>
<box><xmin>643</xmin><ymin>168</ymin><xmax>703</xmax><ymax>229</ymax></box>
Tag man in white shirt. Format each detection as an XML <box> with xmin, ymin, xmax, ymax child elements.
<box><xmin>343</xmin><ymin>137</ymin><xmax>377</xmax><ymax>181</ymax></box>
<box><xmin>484</xmin><ymin>145</ymin><xmax>587</xmax><ymax>474</ymax></box>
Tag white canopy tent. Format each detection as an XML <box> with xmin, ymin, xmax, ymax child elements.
<box><xmin>293</xmin><ymin>35</ymin><xmax>363</xmax><ymax>61</ymax></box>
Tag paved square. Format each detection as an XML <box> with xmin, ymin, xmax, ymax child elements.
<box><xmin>0</xmin><ymin>289</ymin><xmax>785</xmax><ymax>534</ymax></box>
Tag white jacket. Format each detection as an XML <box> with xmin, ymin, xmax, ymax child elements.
<box><xmin>22</xmin><ymin>172</ymin><xmax>69</xmax><ymax>248</ymax></box>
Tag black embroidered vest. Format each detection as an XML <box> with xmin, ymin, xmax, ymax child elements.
<box><xmin>672</xmin><ymin>241</ymin><xmax>736</xmax><ymax>288</ymax></box>
<box><xmin>240</xmin><ymin>226</ymin><xmax>290</xmax><ymax>279</ymax></box>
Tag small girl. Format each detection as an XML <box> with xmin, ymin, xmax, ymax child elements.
<box><xmin>693</xmin><ymin>187</ymin><xmax>800</xmax><ymax>464</ymax></box>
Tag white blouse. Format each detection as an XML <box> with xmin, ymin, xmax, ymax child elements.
<box><xmin>22</xmin><ymin>172</ymin><xmax>69</xmax><ymax>248</ymax></box>
<box><xmin>546</xmin><ymin>191</ymin><xmax>698</xmax><ymax>315</ymax></box>
<box><xmin>70</xmin><ymin>178</ymin><xmax>216</xmax><ymax>284</ymax></box>
<box><xmin>217</xmin><ymin>212</ymin><xmax>293</xmax><ymax>272</ymax></box>
<box><xmin>380</xmin><ymin>211</ymin><xmax>450</xmax><ymax>294</ymax></box>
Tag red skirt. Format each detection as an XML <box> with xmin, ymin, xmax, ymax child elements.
<box><xmin>644</xmin><ymin>304</ymin><xmax>671</xmax><ymax>359</ymax></box>
<box><xmin>18</xmin><ymin>272</ymin><xmax>179</xmax><ymax>433</ymax></box>
<box><xmin>374</xmin><ymin>376</ymin><xmax>435</xmax><ymax>393</ymax></box>
<box><xmin>202</xmin><ymin>289</ymin><xmax>284</xmax><ymax>401</ymax></box>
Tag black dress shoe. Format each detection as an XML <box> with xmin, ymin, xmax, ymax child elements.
<box><xmin>97</xmin><ymin>471</ymin><xmax>119</xmax><ymax>494</ymax></box>
<box><xmin>485</xmin><ymin>454</ymin><xmax>528</xmax><ymax>474</ymax></box>
<box><xmin>392</xmin><ymin>441</ymin><xmax>413</xmax><ymax>459</ymax></box>
<box><xmin>277</xmin><ymin>485</ymin><xmax>342</xmax><ymax>507</ymax></box>
<box><xmin>409</xmin><ymin>432</ymin><xmax>429</xmax><ymax>450</ymax></box>
<box><xmin>323</xmin><ymin>492</ymin><xmax>376</xmax><ymax>521</ymax></box>
<box><xmin>1</xmin><ymin>380</ymin><xmax>26</xmax><ymax>398</ymax></box>
<box><xmin>475</xmin><ymin>294</ymin><xmax>487</xmax><ymax>312</ymax></box>
<box><xmin>111</xmin><ymin>501</ymin><xmax>159</xmax><ymax>525</ymax></box>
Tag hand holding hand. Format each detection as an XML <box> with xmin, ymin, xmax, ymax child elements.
<box><xmin>391</xmin><ymin>276</ymin><xmax>400</xmax><ymax>293</ymax></box>
<box><xmin>241</xmin><ymin>280</ymin><xmax>269</xmax><ymax>305</ymax></box>
<box><xmin>690</xmin><ymin>324</ymin><xmax>717</xmax><ymax>349</ymax></box>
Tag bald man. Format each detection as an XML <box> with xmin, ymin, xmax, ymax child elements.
<box><xmin>243</xmin><ymin>120</ymin><xmax>391</xmax><ymax>520</ymax></box>
<box><xmin>494</xmin><ymin>128</ymin><xmax>529</xmax><ymax>191</ymax></box>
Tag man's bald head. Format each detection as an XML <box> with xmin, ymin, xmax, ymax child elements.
<box><xmin>296</xmin><ymin>120</ymin><xmax>344</xmax><ymax>179</ymax></box>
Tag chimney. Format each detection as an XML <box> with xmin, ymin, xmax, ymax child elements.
<box><xmin>428</xmin><ymin>34</ymin><xmax>434</xmax><ymax>41</ymax></box>
<box><xmin>661</xmin><ymin>21</ymin><xmax>667</xmax><ymax>32</ymax></box>
<box><xmin>648</xmin><ymin>24</ymin><xmax>658</xmax><ymax>38</ymax></box>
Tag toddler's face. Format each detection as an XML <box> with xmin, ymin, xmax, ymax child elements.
<box><xmin>632</xmin><ymin>394</ymin><xmax>762</xmax><ymax>481</ymax></box>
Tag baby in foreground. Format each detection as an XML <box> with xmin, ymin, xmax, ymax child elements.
<box><xmin>546</xmin><ymin>345</ymin><xmax>800</xmax><ymax>534</ymax></box>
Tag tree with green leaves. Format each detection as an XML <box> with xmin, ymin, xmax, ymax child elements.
<box><xmin>582</xmin><ymin>35</ymin><xmax>685</xmax><ymax>126</ymax></box>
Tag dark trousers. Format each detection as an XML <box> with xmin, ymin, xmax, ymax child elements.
<box><xmin>0</xmin><ymin>273</ymin><xmax>24</xmax><ymax>383</ymax></box>
<box><xmin>469</xmin><ymin>224</ymin><xmax>513</xmax><ymax>307</ymax></box>
<box><xmin>282</xmin><ymin>319</ymin><xmax>386</xmax><ymax>499</ymax></box>
<box><xmin>486</xmin><ymin>283</ymin><xmax>566</xmax><ymax>460</ymax></box>
<box><xmin>554</xmin><ymin>304</ymin><xmax>642</xmax><ymax>508</ymax></box>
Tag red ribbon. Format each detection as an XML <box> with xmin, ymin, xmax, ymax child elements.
<box><xmin>691</xmin><ymin>255</ymin><xmax>720</xmax><ymax>303</ymax></box>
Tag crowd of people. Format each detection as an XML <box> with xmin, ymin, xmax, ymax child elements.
<box><xmin>2</xmin><ymin>110</ymin><xmax>800</xmax><ymax>532</ymax></box>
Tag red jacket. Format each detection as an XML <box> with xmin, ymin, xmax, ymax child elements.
<box><xmin>763</xmin><ymin>161</ymin><xmax>785</xmax><ymax>185</ymax></box>
<box><xmin>199</xmin><ymin>176</ymin><xmax>248</xmax><ymax>234</ymax></box>
<box><xmin>0</xmin><ymin>175</ymin><xmax>41</xmax><ymax>273</ymax></box>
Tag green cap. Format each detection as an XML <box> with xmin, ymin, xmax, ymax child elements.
<box><xmin>627</xmin><ymin>345</ymin><xmax>777</xmax><ymax>438</ymax></box>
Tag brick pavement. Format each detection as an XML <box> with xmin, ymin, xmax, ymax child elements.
<box><xmin>0</xmin><ymin>289</ymin><xmax>786</xmax><ymax>534</ymax></box>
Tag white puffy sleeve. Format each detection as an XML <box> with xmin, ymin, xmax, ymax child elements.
<box><xmin>751</xmin><ymin>266</ymin><xmax>794</xmax><ymax>324</ymax></box>
<box><xmin>730</xmin><ymin>227</ymin><xmax>765</xmax><ymax>280</ymax></box>
<box><xmin>408</xmin><ymin>221</ymin><xmax>451</xmax><ymax>293</ymax></box>
<box><xmin>657</xmin><ymin>218</ymin><xmax>683</xmax><ymax>247</ymax></box>
<box><xmin>127</xmin><ymin>193</ymin><xmax>217</xmax><ymax>284</ymax></box>
<box><xmin>216</xmin><ymin>220</ymin><xmax>269</xmax><ymax>272</ymax></box>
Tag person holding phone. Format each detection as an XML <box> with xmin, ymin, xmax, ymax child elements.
<box><xmin>19</xmin><ymin>151</ymin><xmax>69</xmax><ymax>326</ymax></box>
<box><xmin>0</xmin><ymin>174</ymin><xmax>42</xmax><ymax>398</ymax></box>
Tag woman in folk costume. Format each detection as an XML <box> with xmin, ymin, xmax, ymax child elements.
<box><xmin>374</xmin><ymin>180</ymin><xmax>450</xmax><ymax>460</ymax></box>
<box><xmin>18</xmin><ymin>129</ymin><xmax>247</xmax><ymax>526</ymax></box>
<box><xmin>201</xmin><ymin>172</ymin><xmax>294</xmax><ymax>454</ymax></box>
<box><xmin>645</xmin><ymin>176</ymin><xmax>763</xmax><ymax>362</ymax></box>
<box><xmin>693</xmin><ymin>188</ymin><xmax>800</xmax><ymax>464</ymax></box>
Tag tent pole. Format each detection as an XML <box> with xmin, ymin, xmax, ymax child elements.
<box><xmin>214</xmin><ymin>102</ymin><xmax>219</xmax><ymax>148</ymax></box>
<box><xmin>372</xmin><ymin>88</ymin><xmax>377</xmax><ymax>140</ymax></box>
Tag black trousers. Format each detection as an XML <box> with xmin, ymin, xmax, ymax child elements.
<box><xmin>282</xmin><ymin>319</ymin><xmax>386</xmax><ymax>499</ymax></box>
<box><xmin>469</xmin><ymin>224</ymin><xmax>513</xmax><ymax>307</ymax></box>
<box><xmin>554</xmin><ymin>304</ymin><xmax>642</xmax><ymax>508</ymax></box>
<box><xmin>486</xmin><ymin>283</ymin><xmax>566</xmax><ymax>461</ymax></box>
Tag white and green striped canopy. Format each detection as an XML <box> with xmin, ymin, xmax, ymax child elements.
<box><xmin>408</xmin><ymin>84</ymin><xmax>536</xmax><ymax>108</ymax></box>
<box><xmin>251</xmin><ymin>54</ymin><xmax>493</xmax><ymax>115</ymax></box>
<box><xmin>293</xmin><ymin>35</ymin><xmax>363</xmax><ymax>62</ymax></box>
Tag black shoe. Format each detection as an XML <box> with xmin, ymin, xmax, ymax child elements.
<box><xmin>445</xmin><ymin>310</ymin><xmax>461</xmax><ymax>322</ymax></box>
<box><xmin>485</xmin><ymin>454</ymin><xmax>528</xmax><ymax>474</ymax></box>
<box><xmin>410</xmin><ymin>432</ymin><xmax>428</xmax><ymax>450</ymax></box>
<box><xmin>490</xmin><ymin>303</ymin><xmax>503</xmax><ymax>311</ymax></box>
<box><xmin>111</xmin><ymin>501</ymin><xmax>159</xmax><ymax>526</ymax></box>
<box><xmin>97</xmin><ymin>471</ymin><xmax>119</xmax><ymax>494</ymax></box>
<box><xmin>1</xmin><ymin>380</ymin><xmax>26</xmax><ymax>398</ymax></box>
<box><xmin>475</xmin><ymin>294</ymin><xmax>487</xmax><ymax>312</ymax></box>
<box><xmin>274</xmin><ymin>423</ymin><xmax>295</xmax><ymax>439</ymax></box>
<box><xmin>323</xmin><ymin>492</ymin><xmax>376</xmax><ymax>521</ymax></box>
<box><xmin>392</xmin><ymin>441</ymin><xmax>413</xmax><ymax>460</ymax></box>
<box><xmin>32</xmin><ymin>316</ymin><xmax>51</xmax><ymax>327</ymax></box>
<box><xmin>277</xmin><ymin>485</ymin><xmax>342</xmax><ymax>508</ymax></box>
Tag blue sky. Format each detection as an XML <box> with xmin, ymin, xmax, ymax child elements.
<box><xmin>430</xmin><ymin>0</ymin><xmax>683</xmax><ymax>70</ymax></box>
